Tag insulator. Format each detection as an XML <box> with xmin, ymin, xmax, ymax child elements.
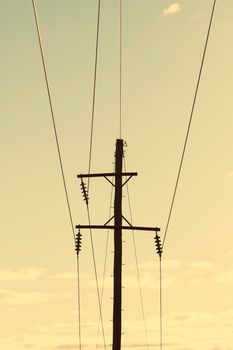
<box><xmin>75</xmin><ymin>229</ymin><xmax>82</xmax><ymax>255</ymax></box>
<box><xmin>80</xmin><ymin>179</ymin><xmax>89</xmax><ymax>205</ymax></box>
<box><xmin>154</xmin><ymin>232</ymin><xmax>163</xmax><ymax>258</ymax></box>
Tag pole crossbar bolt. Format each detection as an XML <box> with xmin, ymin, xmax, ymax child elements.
<box><xmin>75</xmin><ymin>229</ymin><xmax>82</xmax><ymax>255</ymax></box>
<box><xmin>80</xmin><ymin>179</ymin><xmax>89</xmax><ymax>205</ymax></box>
<box><xmin>154</xmin><ymin>232</ymin><xmax>163</xmax><ymax>258</ymax></box>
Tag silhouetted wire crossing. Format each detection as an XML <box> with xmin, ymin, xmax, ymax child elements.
<box><xmin>31</xmin><ymin>0</ymin><xmax>218</xmax><ymax>349</ymax></box>
<box><xmin>84</xmin><ymin>0</ymin><xmax>107</xmax><ymax>348</ymax></box>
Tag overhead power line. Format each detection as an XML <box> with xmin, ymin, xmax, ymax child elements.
<box><xmin>31</xmin><ymin>0</ymin><xmax>75</xmax><ymax>240</ymax></box>
<box><xmin>162</xmin><ymin>0</ymin><xmax>217</xmax><ymax>248</ymax></box>
<box><xmin>119</xmin><ymin>0</ymin><xmax>122</xmax><ymax>139</ymax></box>
<box><xmin>32</xmin><ymin>2</ymin><xmax>83</xmax><ymax>349</ymax></box>
<box><xmin>124</xmin><ymin>160</ymin><xmax>150</xmax><ymax>350</ymax></box>
<box><xmin>84</xmin><ymin>0</ymin><xmax>107</xmax><ymax>348</ymax></box>
<box><xmin>88</xmin><ymin>0</ymin><xmax>101</xmax><ymax>189</ymax></box>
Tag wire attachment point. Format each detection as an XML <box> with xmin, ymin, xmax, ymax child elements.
<box><xmin>80</xmin><ymin>179</ymin><xmax>89</xmax><ymax>205</ymax></box>
<box><xmin>75</xmin><ymin>229</ymin><xmax>82</xmax><ymax>255</ymax></box>
<box><xmin>154</xmin><ymin>232</ymin><xmax>163</xmax><ymax>258</ymax></box>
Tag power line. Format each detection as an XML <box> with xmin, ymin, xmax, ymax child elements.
<box><xmin>96</xmin><ymin>173</ymin><xmax>114</xmax><ymax>349</ymax></box>
<box><xmin>86</xmin><ymin>207</ymin><xmax>107</xmax><ymax>349</ymax></box>
<box><xmin>162</xmin><ymin>0</ymin><xmax>217</xmax><ymax>248</ymax></box>
<box><xmin>119</xmin><ymin>0</ymin><xmax>122</xmax><ymax>139</ymax></box>
<box><xmin>76</xmin><ymin>255</ymin><xmax>82</xmax><ymax>350</ymax></box>
<box><xmin>31</xmin><ymin>0</ymin><xmax>76</xmax><ymax>240</ymax></box>
<box><xmin>84</xmin><ymin>1</ymin><xmax>106</xmax><ymax>348</ymax></box>
<box><xmin>124</xmin><ymin>160</ymin><xmax>150</xmax><ymax>350</ymax></box>
<box><xmin>154</xmin><ymin>233</ymin><xmax>163</xmax><ymax>350</ymax></box>
<box><xmin>88</xmin><ymin>0</ymin><xmax>101</xmax><ymax>190</ymax></box>
<box><xmin>32</xmin><ymin>2</ymin><xmax>83</xmax><ymax>349</ymax></box>
<box><xmin>159</xmin><ymin>258</ymin><xmax>162</xmax><ymax>350</ymax></box>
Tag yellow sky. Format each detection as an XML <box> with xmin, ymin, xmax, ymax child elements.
<box><xmin>1</xmin><ymin>1</ymin><xmax>233</xmax><ymax>349</ymax></box>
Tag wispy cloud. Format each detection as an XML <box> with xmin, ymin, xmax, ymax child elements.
<box><xmin>56</xmin><ymin>346</ymin><xmax>79</xmax><ymax>350</ymax></box>
<box><xmin>52</xmin><ymin>272</ymin><xmax>76</xmax><ymax>280</ymax></box>
<box><xmin>185</xmin><ymin>260</ymin><xmax>214</xmax><ymax>274</ymax></box>
<box><xmin>214</xmin><ymin>269</ymin><xmax>233</xmax><ymax>283</ymax></box>
<box><xmin>0</xmin><ymin>267</ymin><xmax>46</xmax><ymax>281</ymax></box>
<box><xmin>225</xmin><ymin>250</ymin><xmax>233</xmax><ymax>257</ymax></box>
<box><xmin>163</xmin><ymin>3</ymin><xmax>183</xmax><ymax>17</ymax></box>
<box><xmin>0</xmin><ymin>289</ymin><xmax>71</xmax><ymax>305</ymax></box>
<box><xmin>129</xmin><ymin>259</ymin><xmax>183</xmax><ymax>271</ymax></box>
<box><xmin>2</xmin><ymin>310</ymin><xmax>233</xmax><ymax>350</ymax></box>
<box><xmin>88</xmin><ymin>270</ymin><xmax>175</xmax><ymax>290</ymax></box>
<box><xmin>227</xmin><ymin>171</ymin><xmax>233</xmax><ymax>177</ymax></box>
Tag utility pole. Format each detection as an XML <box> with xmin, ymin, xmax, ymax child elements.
<box><xmin>76</xmin><ymin>139</ymin><xmax>160</xmax><ymax>350</ymax></box>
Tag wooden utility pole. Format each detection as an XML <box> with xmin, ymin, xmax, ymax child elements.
<box><xmin>76</xmin><ymin>139</ymin><xmax>160</xmax><ymax>350</ymax></box>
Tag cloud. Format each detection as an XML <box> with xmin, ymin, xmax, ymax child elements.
<box><xmin>2</xmin><ymin>311</ymin><xmax>233</xmax><ymax>350</ymax></box>
<box><xmin>55</xmin><ymin>346</ymin><xmax>82</xmax><ymax>350</ymax></box>
<box><xmin>189</xmin><ymin>277</ymin><xmax>205</xmax><ymax>286</ymax></box>
<box><xmin>214</xmin><ymin>269</ymin><xmax>233</xmax><ymax>283</ymax></box>
<box><xmin>0</xmin><ymin>289</ymin><xmax>71</xmax><ymax>305</ymax></box>
<box><xmin>163</xmin><ymin>3</ymin><xmax>183</xmax><ymax>17</ymax></box>
<box><xmin>52</xmin><ymin>272</ymin><xmax>76</xmax><ymax>280</ymax></box>
<box><xmin>0</xmin><ymin>268</ymin><xmax>91</xmax><ymax>282</ymax></box>
<box><xmin>185</xmin><ymin>260</ymin><xmax>214</xmax><ymax>274</ymax></box>
<box><xmin>129</xmin><ymin>259</ymin><xmax>183</xmax><ymax>271</ymax></box>
<box><xmin>0</xmin><ymin>268</ymin><xmax>46</xmax><ymax>281</ymax></box>
<box><xmin>225</xmin><ymin>250</ymin><xmax>233</xmax><ymax>257</ymax></box>
<box><xmin>35</xmin><ymin>323</ymin><xmax>77</xmax><ymax>334</ymax></box>
<box><xmin>88</xmin><ymin>270</ymin><xmax>175</xmax><ymax>290</ymax></box>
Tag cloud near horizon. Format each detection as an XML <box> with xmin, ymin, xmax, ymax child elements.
<box><xmin>0</xmin><ymin>267</ymin><xmax>47</xmax><ymax>281</ymax></box>
<box><xmin>163</xmin><ymin>3</ymin><xmax>183</xmax><ymax>17</ymax></box>
<box><xmin>0</xmin><ymin>289</ymin><xmax>71</xmax><ymax>305</ymax></box>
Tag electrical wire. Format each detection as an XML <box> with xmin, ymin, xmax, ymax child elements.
<box><xmin>76</xmin><ymin>255</ymin><xmax>82</xmax><ymax>350</ymax></box>
<box><xmin>32</xmin><ymin>2</ymin><xmax>83</xmax><ymax>348</ymax></box>
<box><xmin>88</xmin><ymin>0</ymin><xmax>101</xmax><ymax>190</ymax></box>
<box><xmin>96</xmin><ymin>174</ymin><xmax>114</xmax><ymax>349</ymax></box>
<box><xmin>159</xmin><ymin>257</ymin><xmax>162</xmax><ymax>350</ymax></box>
<box><xmin>124</xmin><ymin>160</ymin><xmax>150</xmax><ymax>350</ymax></box>
<box><xmin>162</xmin><ymin>0</ymin><xmax>217</xmax><ymax>248</ymax></box>
<box><xmin>86</xmin><ymin>207</ymin><xmax>107</xmax><ymax>349</ymax></box>
<box><xmin>31</xmin><ymin>0</ymin><xmax>76</xmax><ymax>240</ymax></box>
<box><xmin>84</xmin><ymin>1</ymin><xmax>106</xmax><ymax>347</ymax></box>
<box><xmin>119</xmin><ymin>0</ymin><xmax>122</xmax><ymax>139</ymax></box>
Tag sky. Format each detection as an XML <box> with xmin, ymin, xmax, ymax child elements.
<box><xmin>1</xmin><ymin>0</ymin><xmax>233</xmax><ymax>349</ymax></box>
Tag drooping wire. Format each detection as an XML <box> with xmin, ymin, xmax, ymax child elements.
<box><xmin>124</xmin><ymin>160</ymin><xmax>150</xmax><ymax>350</ymax></box>
<box><xmin>86</xmin><ymin>207</ymin><xmax>107</xmax><ymax>349</ymax></box>
<box><xmin>31</xmin><ymin>0</ymin><xmax>75</xmax><ymax>240</ymax></box>
<box><xmin>96</xmin><ymin>171</ymin><xmax>114</xmax><ymax>349</ymax></box>
<box><xmin>162</xmin><ymin>0</ymin><xmax>217</xmax><ymax>248</ymax></box>
<box><xmin>154</xmin><ymin>232</ymin><xmax>163</xmax><ymax>350</ymax></box>
<box><xmin>75</xmin><ymin>231</ymin><xmax>82</xmax><ymax>350</ymax></box>
<box><xmin>159</xmin><ymin>257</ymin><xmax>162</xmax><ymax>350</ymax></box>
<box><xmin>31</xmin><ymin>2</ymin><xmax>83</xmax><ymax>349</ymax></box>
<box><xmin>154</xmin><ymin>231</ymin><xmax>163</xmax><ymax>350</ymax></box>
<box><xmin>83</xmin><ymin>1</ymin><xmax>107</xmax><ymax>347</ymax></box>
<box><xmin>76</xmin><ymin>255</ymin><xmax>82</xmax><ymax>350</ymax></box>
<box><xmin>88</xmin><ymin>0</ymin><xmax>101</xmax><ymax>190</ymax></box>
<box><xmin>119</xmin><ymin>0</ymin><xmax>122</xmax><ymax>139</ymax></box>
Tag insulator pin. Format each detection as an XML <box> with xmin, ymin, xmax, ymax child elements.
<box><xmin>154</xmin><ymin>232</ymin><xmax>163</xmax><ymax>258</ymax></box>
<box><xmin>80</xmin><ymin>179</ymin><xmax>89</xmax><ymax>205</ymax></box>
<box><xmin>75</xmin><ymin>229</ymin><xmax>82</xmax><ymax>255</ymax></box>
